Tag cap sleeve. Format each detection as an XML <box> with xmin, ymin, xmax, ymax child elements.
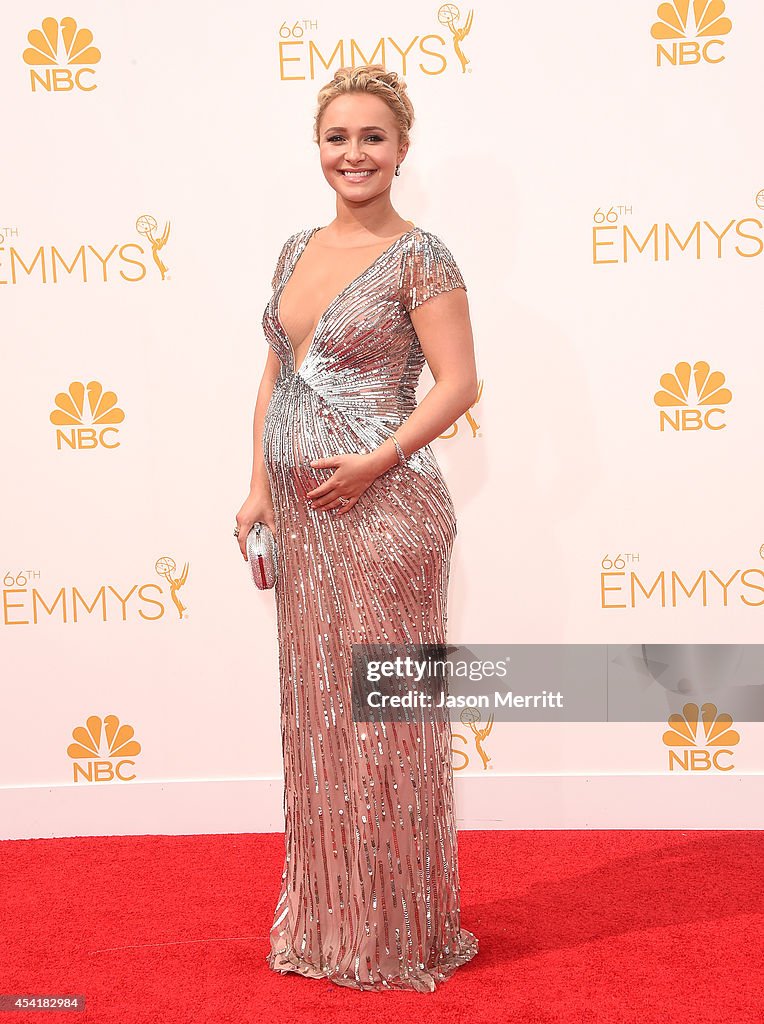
<box><xmin>269</xmin><ymin>231</ymin><xmax>300</xmax><ymax>291</ymax></box>
<box><xmin>400</xmin><ymin>229</ymin><xmax>467</xmax><ymax>312</ymax></box>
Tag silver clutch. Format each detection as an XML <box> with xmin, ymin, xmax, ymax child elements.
<box><xmin>245</xmin><ymin>521</ymin><xmax>278</xmax><ymax>590</ymax></box>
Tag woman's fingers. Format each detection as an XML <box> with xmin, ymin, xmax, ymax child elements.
<box><xmin>333</xmin><ymin>497</ymin><xmax>358</xmax><ymax>515</ymax></box>
<box><xmin>306</xmin><ymin>483</ymin><xmax>336</xmax><ymax>504</ymax></box>
<box><xmin>313</xmin><ymin>492</ymin><xmax>359</xmax><ymax>514</ymax></box>
<box><xmin>308</xmin><ymin>485</ymin><xmax>345</xmax><ymax>509</ymax></box>
<box><xmin>305</xmin><ymin>473</ymin><xmax>364</xmax><ymax>512</ymax></box>
<box><xmin>238</xmin><ymin>523</ymin><xmax>251</xmax><ymax>559</ymax></box>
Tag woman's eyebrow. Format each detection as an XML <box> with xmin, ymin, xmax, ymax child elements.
<box><xmin>323</xmin><ymin>125</ymin><xmax>388</xmax><ymax>133</ymax></box>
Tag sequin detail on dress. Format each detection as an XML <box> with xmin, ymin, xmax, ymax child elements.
<box><xmin>261</xmin><ymin>225</ymin><xmax>478</xmax><ymax>992</ymax></box>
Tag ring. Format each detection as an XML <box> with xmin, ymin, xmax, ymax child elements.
<box><xmin>337</xmin><ymin>496</ymin><xmax>349</xmax><ymax>506</ymax></box>
<box><xmin>233</xmin><ymin>525</ymin><xmax>240</xmax><ymax>537</ymax></box>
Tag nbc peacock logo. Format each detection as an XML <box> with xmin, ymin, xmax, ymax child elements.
<box><xmin>651</xmin><ymin>0</ymin><xmax>732</xmax><ymax>67</ymax></box>
<box><xmin>662</xmin><ymin>702</ymin><xmax>739</xmax><ymax>771</ymax></box>
<box><xmin>50</xmin><ymin>381</ymin><xmax>125</xmax><ymax>450</ymax></box>
<box><xmin>23</xmin><ymin>17</ymin><xmax>101</xmax><ymax>92</ymax></box>
<box><xmin>653</xmin><ymin>361</ymin><xmax>732</xmax><ymax>432</ymax></box>
<box><xmin>67</xmin><ymin>715</ymin><xmax>142</xmax><ymax>782</ymax></box>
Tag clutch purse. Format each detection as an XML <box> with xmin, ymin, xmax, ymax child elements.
<box><xmin>246</xmin><ymin>521</ymin><xmax>278</xmax><ymax>590</ymax></box>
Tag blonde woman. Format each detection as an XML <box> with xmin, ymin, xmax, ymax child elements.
<box><xmin>236</xmin><ymin>64</ymin><xmax>479</xmax><ymax>992</ymax></box>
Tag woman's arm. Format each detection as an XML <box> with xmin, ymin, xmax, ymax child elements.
<box><xmin>236</xmin><ymin>348</ymin><xmax>281</xmax><ymax>555</ymax></box>
<box><xmin>249</xmin><ymin>347</ymin><xmax>282</xmax><ymax>492</ymax></box>
<box><xmin>367</xmin><ymin>287</ymin><xmax>478</xmax><ymax>474</ymax></box>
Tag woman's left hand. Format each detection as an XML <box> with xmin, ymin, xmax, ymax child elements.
<box><xmin>307</xmin><ymin>453</ymin><xmax>383</xmax><ymax>515</ymax></box>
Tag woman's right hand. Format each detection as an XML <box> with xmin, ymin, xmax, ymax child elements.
<box><xmin>236</xmin><ymin>487</ymin><xmax>276</xmax><ymax>560</ymax></box>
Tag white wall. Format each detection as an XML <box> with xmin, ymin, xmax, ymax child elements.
<box><xmin>2</xmin><ymin>1</ymin><xmax>763</xmax><ymax>838</ymax></box>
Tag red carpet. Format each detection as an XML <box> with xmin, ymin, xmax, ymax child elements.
<box><xmin>1</xmin><ymin>830</ymin><xmax>762</xmax><ymax>1023</ymax></box>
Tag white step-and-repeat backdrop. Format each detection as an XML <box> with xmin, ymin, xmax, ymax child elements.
<box><xmin>3</xmin><ymin>2</ymin><xmax>763</xmax><ymax>837</ymax></box>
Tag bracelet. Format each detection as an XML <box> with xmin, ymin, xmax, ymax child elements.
<box><xmin>391</xmin><ymin>434</ymin><xmax>407</xmax><ymax>465</ymax></box>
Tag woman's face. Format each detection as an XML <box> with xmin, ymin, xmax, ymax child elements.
<box><xmin>318</xmin><ymin>92</ymin><xmax>406</xmax><ymax>205</ymax></box>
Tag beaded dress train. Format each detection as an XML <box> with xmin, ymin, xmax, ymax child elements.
<box><xmin>261</xmin><ymin>225</ymin><xmax>478</xmax><ymax>992</ymax></box>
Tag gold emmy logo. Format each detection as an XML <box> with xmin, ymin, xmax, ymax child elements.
<box><xmin>653</xmin><ymin>360</ymin><xmax>732</xmax><ymax>431</ymax></box>
<box><xmin>662</xmin><ymin>701</ymin><xmax>739</xmax><ymax>772</ymax></box>
<box><xmin>137</xmin><ymin>214</ymin><xmax>171</xmax><ymax>280</ymax></box>
<box><xmin>156</xmin><ymin>556</ymin><xmax>189</xmax><ymax>619</ymax></box>
<box><xmin>276</xmin><ymin>11</ymin><xmax>474</xmax><ymax>79</ymax></box>
<box><xmin>50</xmin><ymin>381</ymin><xmax>125</xmax><ymax>450</ymax></box>
<box><xmin>651</xmin><ymin>0</ymin><xmax>731</xmax><ymax>66</ymax></box>
<box><xmin>452</xmin><ymin>708</ymin><xmax>494</xmax><ymax>771</ymax></box>
<box><xmin>23</xmin><ymin>17</ymin><xmax>101</xmax><ymax>92</ymax></box>
<box><xmin>600</xmin><ymin>550</ymin><xmax>764</xmax><ymax>609</ymax></box>
<box><xmin>437</xmin><ymin>4</ymin><xmax>474</xmax><ymax>73</ymax></box>
<box><xmin>1</xmin><ymin>215</ymin><xmax>171</xmax><ymax>284</ymax></box>
<box><xmin>440</xmin><ymin>379</ymin><xmax>483</xmax><ymax>440</ymax></box>
<box><xmin>67</xmin><ymin>714</ymin><xmax>142</xmax><ymax>783</ymax></box>
<box><xmin>592</xmin><ymin>204</ymin><xmax>764</xmax><ymax>264</ymax></box>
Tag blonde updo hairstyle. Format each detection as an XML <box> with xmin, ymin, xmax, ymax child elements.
<box><xmin>313</xmin><ymin>64</ymin><xmax>414</xmax><ymax>149</ymax></box>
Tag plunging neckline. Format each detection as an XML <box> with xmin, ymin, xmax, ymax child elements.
<box><xmin>275</xmin><ymin>225</ymin><xmax>417</xmax><ymax>375</ymax></box>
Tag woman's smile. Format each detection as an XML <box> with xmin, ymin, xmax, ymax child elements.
<box><xmin>339</xmin><ymin>168</ymin><xmax>378</xmax><ymax>182</ymax></box>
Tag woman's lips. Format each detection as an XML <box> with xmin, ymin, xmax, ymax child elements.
<box><xmin>340</xmin><ymin>169</ymin><xmax>377</xmax><ymax>181</ymax></box>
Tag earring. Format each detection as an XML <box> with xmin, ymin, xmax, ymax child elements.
<box><xmin>395</xmin><ymin>164</ymin><xmax>401</xmax><ymax>176</ymax></box>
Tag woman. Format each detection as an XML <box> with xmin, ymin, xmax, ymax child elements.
<box><xmin>236</xmin><ymin>64</ymin><xmax>479</xmax><ymax>992</ymax></box>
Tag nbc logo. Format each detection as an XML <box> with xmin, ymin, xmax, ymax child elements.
<box><xmin>23</xmin><ymin>17</ymin><xmax>101</xmax><ymax>92</ymax></box>
<box><xmin>653</xmin><ymin>360</ymin><xmax>732</xmax><ymax>431</ymax></box>
<box><xmin>50</xmin><ymin>381</ymin><xmax>125</xmax><ymax>450</ymax></box>
<box><xmin>67</xmin><ymin>715</ymin><xmax>142</xmax><ymax>782</ymax></box>
<box><xmin>651</xmin><ymin>0</ymin><xmax>732</xmax><ymax>66</ymax></box>
<box><xmin>662</xmin><ymin>702</ymin><xmax>739</xmax><ymax>771</ymax></box>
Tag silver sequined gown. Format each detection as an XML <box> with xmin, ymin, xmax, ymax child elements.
<box><xmin>261</xmin><ymin>225</ymin><xmax>479</xmax><ymax>992</ymax></box>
